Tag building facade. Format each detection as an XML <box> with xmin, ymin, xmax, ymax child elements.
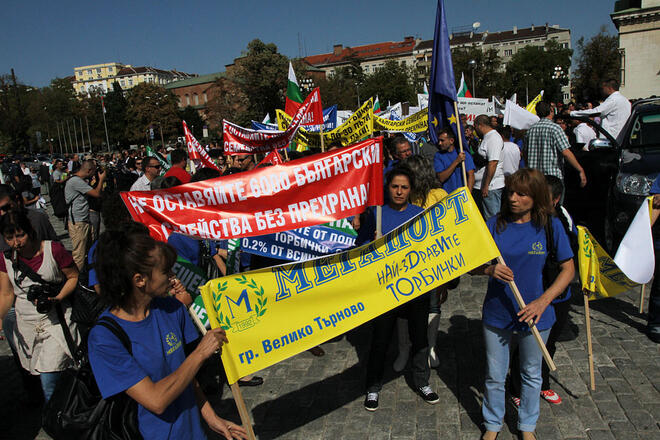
<box><xmin>611</xmin><ymin>0</ymin><xmax>660</xmax><ymax>99</ymax></box>
<box><xmin>165</xmin><ymin>72</ymin><xmax>225</xmax><ymax>111</ymax></box>
<box><xmin>72</xmin><ymin>63</ymin><xmax>195</xmax><ymax>94</ymax></box>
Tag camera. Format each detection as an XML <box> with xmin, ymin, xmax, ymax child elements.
<box><xmin>27</xmin><ymin>284</ymin><xmax>60</xmax><ymax>314</ymax></box>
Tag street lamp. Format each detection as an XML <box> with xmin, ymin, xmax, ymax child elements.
<box><xmin>468</xmin><ymin>60</ymin><xmax>477</xmax><ymax>97</ymax></box>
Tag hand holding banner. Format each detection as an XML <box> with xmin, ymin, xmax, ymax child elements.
<box><xmin>121</xmin><ymin>137</ymin><xmax>384</xmax><ymax>241</ymax></box>
<box><xmin>199</xmin><ymin>189</ymin><xmax>501</xmax><ymax>384</ymax></box>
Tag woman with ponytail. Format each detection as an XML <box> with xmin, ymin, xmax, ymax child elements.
<box><xmin>87</xmin><ymin>228</ymin><xmax>247</xmax><ymax>439</ymax></box>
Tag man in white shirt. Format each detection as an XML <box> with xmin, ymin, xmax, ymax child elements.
<box><xmin>473</xmin><ymin>114</ymin><xmax>505</xmax><ymax>219</ymax></box>
<box><xmin>497</xmin><ymin>126</ymin><xmax>521</xmax><ymax>177</ymax></box>
<box><xmin>570</xmin><ymin>79</ymin><xmax>631</xmax><ymax>140</ymax></box>
<box><xmin>129</xmin><ymin>156</ymin><xmax>161</xmax><ymax>191</ymax></box>
<box><xmin>573</xmin><ymin>117</ymin><xmax>597</xmax><ymax>150</ymax></box>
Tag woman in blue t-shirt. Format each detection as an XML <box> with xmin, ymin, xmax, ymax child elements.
<box><xmin>88</xmin><ymin>229</ymin><xmax>247</xmax><ymax>439</ymax></box>
<box><xmin>357</xmin><ymin>165</ymin><xmax>439</xmax><ymax>412</ymax></box>
<box><xmin>474</xmin><ymin>169</ymin><xmax>574</xmax><ymax>440</ymax></box>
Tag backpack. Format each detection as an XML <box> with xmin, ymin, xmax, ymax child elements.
<box><xmin>49</xmin><ymin>181</ymin><xmax>67</xmax><ymax>219</ymax></box>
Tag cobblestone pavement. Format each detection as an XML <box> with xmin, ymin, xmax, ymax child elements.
<box><xmin>1</xmin><ymin>198</ymin><xmax>658</xmax><ymax>439</ymax></box>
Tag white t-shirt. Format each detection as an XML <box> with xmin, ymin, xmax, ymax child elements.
<box><xmin>571</xmin><ymin>91</ymin><xmax>631</xmax><ymax>141</ymax></box>
<box><xmin>501</xmin><ymin>141</ymin><xmax>521</xmax><ymax>177</ymax></box>
<box><xmin>574</xmin><ymin>123</ymin><xmax>596</xmax><ymax>149</ymax></box>
<box><xmin>474</xmin><ymin>130</ymin><xmax>505</xmax><ymax>190</ymax></box>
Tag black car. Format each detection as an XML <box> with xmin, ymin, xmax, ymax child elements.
<box><xmin>565</xmin><ymin>98</ymin><xmax>660</xmax><ymax>253</ymax></box>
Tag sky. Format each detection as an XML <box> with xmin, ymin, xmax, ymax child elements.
<box><xmin>1</xmin><ymin>0</ymin><xmax>617</xmax><ymax>87</ymax></box>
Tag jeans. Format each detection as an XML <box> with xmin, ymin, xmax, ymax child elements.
<box><xmin>482</xmin><ymin>324</ymin><xmax>550</xmax><ymax>432</ymax></box>
<box><xmin>510</xmin><ymin>299</ymin><xmax>571</xmax><ymax>393</ymax></box>
<box><xmin>473</xmin><ymin>188</ymin><xmax>503</xmax><ymax>220</ymax></box>
<box><xmin>366</xmin><ymin>294</ymin><xmax>430</xmax><ymax>392</ymax></box>
<box><xmin>40</xmin><ymin>371</ymin><xmax>62</xmax><ymax>402</ymax></box>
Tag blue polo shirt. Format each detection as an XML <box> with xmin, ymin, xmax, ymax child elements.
<box><xmin>88</xmin><ymin>297</ymin><xmax>205</xmax><ymax>440</ymax></box>
<box><xmin>355</xmin><ymin>204</ymin><xmax>424</xmax><ymax>246</ymax></box>
<box><xmin>433</xmin><ymin>149</ymin><xmax>476</xmax><ymax>194</ymax></box>
<box><xmin>483</xmin><ymin>216</ymin><xmax>573</xmax><ymax>332</ymax></box>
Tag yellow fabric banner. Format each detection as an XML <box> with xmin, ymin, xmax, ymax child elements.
<box><xmin>200</xmin><ymin>188</ymin><xmax>500</xmax><ymax>384</ymax></box>
<box><xmin>526</xmin><ymin>91</ymin><xmax>544</xmax><ymax>115</ymax></box>
<box><xmin>373</xmin><ymin>107</ymin><xmax>429</xmax><ymax>133</ymax></box>
<box><xmin>577</xmin><ymin>225</ymin><xmax>639</xmax><ymax>300</ymax></box>
<box><xmin>276</xmin><ymin>98</ymin><xmax>374</xmax><ymax>149</ymax></box>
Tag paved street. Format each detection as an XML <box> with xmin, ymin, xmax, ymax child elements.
<box><xmin>1</xmin><ymin>199</ymin><xmax>659</xmax><ymax>439</ymax></box>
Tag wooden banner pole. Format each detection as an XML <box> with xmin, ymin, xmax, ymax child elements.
<box><xmin>283</xmin><ymin>147</ymin><xmax>289</xmax><ymax>161</ymax></box>
<box><xmin>376</xmin><ymin>205</ymin><xmax>383</xmax><ymax>239</ymax></box>
<box><xmin>496</xmin><ymin>256</ymin><xmax>556</xmax><ymax>371</ymax></box>
<box><xmin>187</xmin><ymin>307</ymin><xmax>257</xmax><ymax>440</ymax></box>
<box><xmin>639</xmin><ymin>284</ymin><xmax>647</xmax><ymax>314</ymax></box>
<box><xmin>453</xmin><ymin>101</ymin><xmax>468</xmax><ymax>188</ymax></box>
<box><xmin>583</xmin><ymin>290</ymin><xmax>596</xmax><ymax>390</ymax></box>
<box><xmin>320</xmin><ymin>125</ymin><xmax>325</xmax><ymax>153</ymax></box>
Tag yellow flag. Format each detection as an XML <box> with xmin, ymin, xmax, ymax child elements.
<box><xmin>200</xmin><ymin>189</ymin><xmax>500</xmax><ymax>384</ymax></box>
<box><xmin>577</xmin><ymin>225</ymin><xmax>639</xmax><ymax>300</ymax></box>
<box><xmin>276</xmin><ymin>98</ymin><xmax>373</xmax><ymax>149</ymax></box>
<box><xmin>373</xmin><ymin>107</ymin><xmax>429</xmax><ymax>133</ymax></box>
<box><xmin>526</xmin><ymin>90</ymin><xmax>544</xmax><ymax>115</ymax></box>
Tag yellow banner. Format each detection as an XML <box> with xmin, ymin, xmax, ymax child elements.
<box><xmin>526</xmin><ymin>91</ymin><xmax>544</xmax><ymax>115</ymax></box>
<box><xmin>276</xmin><ymin>98</ymin><xmax>374</xmax><ymax>149</ymax></box>
<box><xmin>200</xmin><ymin>189</ymin><xmax>500</xmax><ymax>384</ymax></box>
<box><xmin>373</xmin><ymin>107</ymin><xmax>429</xmax><ymax>133</ymax></box>
<box><xmin>577</xmin><ymin>225</ymin><xmax>639</xmax><ymax>300</ymax></box>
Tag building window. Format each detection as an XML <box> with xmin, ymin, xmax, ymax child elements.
<box><xmin>185</xmin><ymin>94</ymin><xmax>191</xmax><ymax>106</ymax></box>
<box><xmin>128</xmin><ymin>78</ymin><xmax>133</xmax><ymax>86</ymax></box>
<box><xmin>563</xmin><ymin>93</ymin><xmax>570</xmax><ymax>101</ymax></box>
<box><xmin>561</xmin><ymin>42</ymin><xmax>569</xmax><ymax>49</ymax></box>
<box><xmin>504</xmin><ymin>49</ymin><xmax>513</xmax><ymax>56</ymax></box>
<box><xmin>203</xmin><ymin>92</ymin><xmax>208</xmax><ymax>103</ymax></box>
<box><xmin>120</xmin><ymin>80</ymin><xmax>125</xmax><ymax>87</ymax></box>
<box><xmin>97</xmin><ymin>68</ymin><xmax>101</xmax><ymax>74</ymax></box>
<box><xmin>193</xmin><ymin>93</ymin><xmax>199</xmax><ymax>105</ymax></box>
<box><xmin>87</xmin><ymin>69</ymin><xmax>92</xmax><ymax>75</ymax></box>
<box><xmin>619</xmin><ymin>48</ymin><xmax>626</xmax><ymax>86</ymax></box>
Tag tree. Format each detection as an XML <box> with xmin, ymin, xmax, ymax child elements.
<box><xmin>359</xmin><ymin>60</ymin><xmax>417</xmax><ymax>107</ymax></box>
<box><xmin>572</xmin><ymin>27</ymin><xmax>620</xmax><ymax>103</ymax></box>
<box><xmin>0</xmin><ymin>73</ymin><xmax>33</xmax><ymax>152</ymax></box>
<box><xmin>125</xmin><ymin>83</ymin><xmax>180</xmax><ymax>143</ymax></box>
<box><xmin>451</xmin><ymin>47</ymin><xmax>506</xmax><ymax>98</ymax></box>
<box><xmin>316</xmin><ymin>66</ymin><xmax>361</xmax><ymax>110</ymax></box>
<box><xmin>504</xmin><ymin>40</ymin><xmax>572</xmax><ymax>104</ymax></box>
<box><xmin>179</xmin><ymin>106</ymin><xmax>205</xmax><ymax>139</ymax></box>
<box><xmin>104</xmin><ymin>82</ymin><xmax>128</xmax><ymax>147</ymax></box>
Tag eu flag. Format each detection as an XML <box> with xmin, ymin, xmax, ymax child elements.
<box><xmin>428</xmin><ymin>0</ymin><xmax>463</xmax><ymax>145</ymax></box>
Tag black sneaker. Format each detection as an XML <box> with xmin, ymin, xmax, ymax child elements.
<box><xmin>418</xmin><ymin>385</ymin><xmax>439</xmax><ymax>404</ymax></box>
<box><xmin>364</xmin><ymin>392</ymin><xmax>379</xmax><ymax>411</ymax></box>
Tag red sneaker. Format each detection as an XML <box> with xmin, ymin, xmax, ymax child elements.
<box><xmin>540</xmin><ymin>389</ymin><xmax>562</xmax><ymax>404</ymax></box>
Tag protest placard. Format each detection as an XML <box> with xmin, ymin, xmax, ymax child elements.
<box><xmin>373</xmin><ymin>107</ymin><xmax>429</xmax><ymax>133</ymax></box>
<box><xmin>121</xmin><ymin>137</ymin><xmax>383</xmax><ymax>241</ymax></box>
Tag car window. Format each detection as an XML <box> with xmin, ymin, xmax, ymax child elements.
<box><xmin>629</xmin><ymin>113</ymin><xmax>660</xmax><ymax>147</ymax></box>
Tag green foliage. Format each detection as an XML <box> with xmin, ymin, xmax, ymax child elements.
<box><xmin>359</xmin><ymin>60</ymin><xmax>417</xmax><ymax>107</ymax></box>
<box><xmin>124</xmin><ymin>83</ymin><xmax>180</xmax><ymax>143</ymax></box>
<box><xmin>451</xmin><ymin>47</ymin><xmax>506</xmax><ymax>98</ymax></box>
<box><xmin>572</xmin><ymin>27</ymin><xmax>620</xmax><ymax>103</ymax></box>
<box><xmin>504</xmin><ymin>40</ymin><xmax>572</xmax><ymax>103</ymax></box>
<box><xmin>104</xmin><ymin>82</ymin><xmax>128</xmax><ymax>147</ymax></box>
<box><xmin>316</xmin><ymin>66</ymin><xmax>360</xmax><ymax>110</ymax></box>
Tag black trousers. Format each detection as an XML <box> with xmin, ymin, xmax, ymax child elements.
<box><xmin>648</xmin><ymin>248</ymin><xmax>660</xmax><ymax>337</ymax></box>
<box><xmin>510</xmin><ymin>298</ymin><xmax>571</xmax><ymax>394</ymax></box>
<box><xmin>365</xmin><ymin>293</ymin><xmax>430</xmax><ymax>393</ymax></box>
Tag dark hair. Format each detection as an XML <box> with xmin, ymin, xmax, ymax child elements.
<box><xmin>536</xmin><ymin>102</ymin><xmax>552</xmax><ymax>118</ymax></box>
<box><xmin>437</xmin><ymin>127</ymin><xmax>456</xmax><ymax>141</ymax></box>
<box><xmin>385</xmin><ymin>164</ymin><xmax>416</xmax><ymax>191</ymax></box>
<box><xmin>403</xmin><ymin>155</ymin><xmax>440</xmax><ymax>207</ymax></box>
<box><xmin>474</xmin><ymin>114</ymin><xmax>491</xmax><ymax>128</ymax></box>
<box><xmin>545</xmin><ymin>174</ymin><xmax>564</xmax><ymax>201</ymax></box>
<box><xmin>191</xmin><ymin>168</ymin><xmax>221</xmax><ymax>182</ymax></box>
<box><xmin>497</xmin><ymin>125</ymin><xmax>512</xmax><ymax>139</ymax></box>
<box><xmin>391</xmin><ymin>136</ymin><xmax>410</xmax><ymax>150</ymax></box>
<box><xmin>96</xmin><ymin>229</ymin><xmax>176</xmax><ymax>307</ymax></box>
<box><xmin>160</xmin><ymin>176</ymin><xmax>182</xmax><ymax>189</ymax></box>
<box><xmin>602</xmin><ymin>78</ymin><xmax>619</xmax><ymax>91</ymax></box>
<box><xmin>0</xmin><ymin>209</ymin><xmax>37</xmax><ymax>240</ymax></box>
<box><xmin>0</xmin><ymin>184</ymin><xmax>21</xmax><ymax>206</ymax></box>
<box><xmin>101</xmin><ymin>192</ymin><xmax>133</xmax><ymax>228</ymax></box>
<box><xmin>496</xmin><ymin>168</ymin><xmax>552</xmax><ymax>233</ymax></box>
<box><xmin>170</xmin><ymin>149</ymin><xmax>187</xmax><ymax>165</ymax></box>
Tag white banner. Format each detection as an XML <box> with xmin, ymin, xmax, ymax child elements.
<box><xmin>457</xmin><ymin>97</ymin><xmax>495</xmax><ymax>124</ymax></box>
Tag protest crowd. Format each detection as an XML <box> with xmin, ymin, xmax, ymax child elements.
<box><xmin>0</xmin><ymin>7</ymin><xmax>658</xmax><ymax>440</ymax></box>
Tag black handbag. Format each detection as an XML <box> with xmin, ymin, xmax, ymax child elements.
<box><xmin>542</xmin><ymin>217</ymin><xmax>568</xmax><ymax>301</ymax></box>
<box><xmin>42</xmin><ymin>315</ymin><xmax>142</xmax><ymax>440</ymax></box>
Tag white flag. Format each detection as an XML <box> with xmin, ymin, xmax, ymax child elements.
<box><xmin>614</xmin><ymin>198</ymin><xmax>655</xmax><ymax>284</ymax></box>
<box><xmin>503</xmin><ymin>100</ymin><xmax>539</xmax><ymax>130</ymax></box>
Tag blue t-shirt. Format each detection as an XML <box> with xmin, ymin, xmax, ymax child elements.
<box><xmin>433</xmin><ymin>149</ymin><xmax>476</xmax><ymax>194</ymax></box>
<box><xmin>87</xmin><ymin>297</ymin><xmax>205</xmax><ymax>440</ymax></box>
<box><xmin>167</xmin><ymin>233</ymin><xmax>217</xmax><ymax>266</ymax></box>
<box><xmin>355</xmin><ymin>203</ymin><xmax>424</xmax><ymax>246</ymax></box>
<box><xmin>651</xmin><ymin>175</ymin><xmax>660</xmax><ymax>195</ymax></box>
<box><xmin>483</xmin><ymin>216</ymin><xmax>573</xmax><ymax>331</ymax></box>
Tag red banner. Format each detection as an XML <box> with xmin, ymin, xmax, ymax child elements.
<box><xmin>183</xmin><ymin>121</ymin><xmax>220</xmax><ymax>171</ymax></box>
<box><xmin>223</xmin><ymin>88</ymin><xmax>320</xmax><ymax>156</ymax></box>
<box><xmin>121</xmin><ymin>137</ymin><xmax>384</xmax><ymax>241</ymax></box>
<box><xmin>300</xmin><ymin>87</ymin><xmax>323</xmax><ymax>126</ymax></box>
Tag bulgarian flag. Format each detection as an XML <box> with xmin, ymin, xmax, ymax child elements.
<box><xmin>373</xmin><ymin>96</ymin><xmax>381</xmax><ymax>114</ymax></box>
<box><xmin>285</xmin><ymin>62</ymin><xmax>303</xmax><ymax>116</ymax></box>
<box><xmin>457</xmin><ymin>73</ymin><xmax>472</xmax><ymax>98</ymax></box>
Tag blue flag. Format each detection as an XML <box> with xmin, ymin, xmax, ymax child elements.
<box><xmin>428</xmin><ymin>0</ymin><xmax>463</xmax><ymax>145</ymax></box>
<box><xmin>250</xmin><ymin>121</ymin><xmax>279</xmax><ymax>131</ymax></box>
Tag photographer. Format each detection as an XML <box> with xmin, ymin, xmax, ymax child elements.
<box><xmin>0</xmin><ymin>210</ymin><xmax>79</xmax><ymax>402</ymax></box>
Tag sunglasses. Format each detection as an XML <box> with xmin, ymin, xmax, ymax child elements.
<box><xmin>147</xmin><ymin>164</ymin><xmax>162</xmax><ymax>169</ymax></box>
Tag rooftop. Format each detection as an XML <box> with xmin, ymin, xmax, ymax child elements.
<box><xmin>304</xmin><ymin>36</ymin><xmax>418</xmax><ymax>66</ymax></box>
<box><xmin>165</xmin><ymin>72</ymin><xmax>226</xmax><ymax>89</ymax></box>
<box><xmin>415</xmin><ymin>24</ymin><xmax>569</xmax><ymax>50</ymax></box>
<box><xmin>116</xmin><ymin>66</ymin><xmax>195</xmax><ymax>78</ymax></box>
